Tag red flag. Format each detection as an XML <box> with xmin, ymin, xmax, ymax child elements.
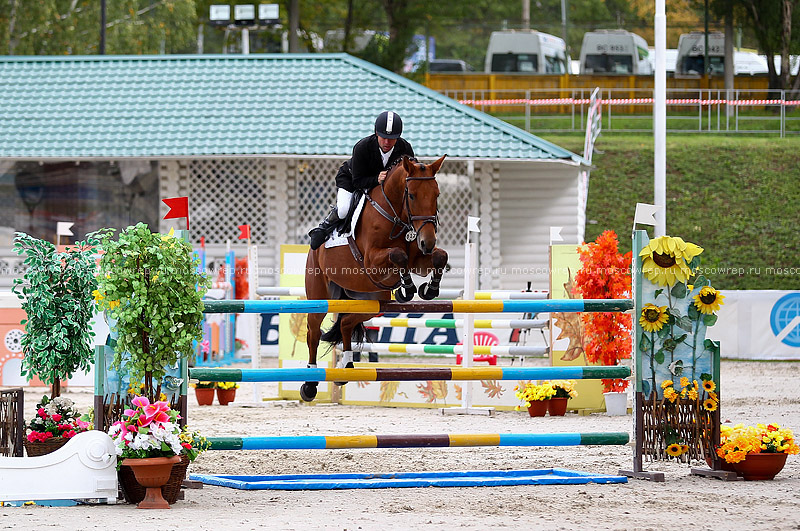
<box><xmin>162</xmin><ymin>197</ymin><xmax>189</xmax><ymax>229</ymax></box>
<box><xmin>200</xmin><ymin>236</ymin><xmax>205</xmax><ymax>248</ymax></box>
<box><xmin>238</xmin><ymin>224</ymin><xmax>251</xmax><ymax>240</ymax></box>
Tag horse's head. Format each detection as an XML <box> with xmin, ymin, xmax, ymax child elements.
<box><xmin>401</xmin><ymin>154</ymin><xmax>446</xmax><ymax>255</ymax></box>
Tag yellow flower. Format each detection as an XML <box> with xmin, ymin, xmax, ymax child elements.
<box><xmin>702</xmin><ymin>380</ymin><xmax>716</xmax><ymax>392</ymax></box>
<box><xmin>702</xmin><ymin>398</ymin><xmax>718</xmax><ymax>411</ymax></box>
<box><xmin>694</xmin><ymin>286</ymin><xmax>725</xmax><ymax>315</ymax></box>
<box><xmin>639</xmin><ymin>236</ymin><xmax>703</xmax><ymax>286</ymax></box>
<box><xmin>666</xmin><ymin>443</ymin><xmax>683</xmax><ymax>456</ymax></box>
<box><xmin>680</xmin><ymin>377</ymin><xmax>689</xmax><ymax>388</ymax></box>
<box><xmin>660</xmin><ymin>379</ymin><xmax>674</xmax><ymax>389</ymax></box>
<box><xmin>92</xmin><ymin>289</ymin><xmax>104</xmax><ymax>302</ymax></box>
<box><xmin>663</xmin><ymin>387</ymin><xmax>678</xmax><ymax>403</ymax></box>
<box><xmin>687</xmin><ymin>387</ymin><xmax>698</xmax><ymax>401</ymax></box>
<box><xmin>680</xmin><ymin>444</ymin><xmax>689</xmax><ymax>455</ymax></box>
<box><xmin>640</xmin><ymin>304</ymin><xmax>669</xmax><ymax>332</ymax></box>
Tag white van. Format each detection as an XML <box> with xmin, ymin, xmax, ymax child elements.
<box><xmin>579</xmin><ymin>30</ymin><xmax>653</xmax><ymax>75</ymax></box>
<box><xmin>484</xmin><ymin>30</ymin><xmax>569</xmax><ymax>74</ymax></box>
<box><xmin>675</xmin><ymin>32</ymin><xmax>724</xmax><ymax>75</ymax></box>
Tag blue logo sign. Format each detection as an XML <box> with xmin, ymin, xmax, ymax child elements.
<box><xmin>770</xmin><ymin>293</ymin><xmax>800</xmax><ymax>347</ymax></box>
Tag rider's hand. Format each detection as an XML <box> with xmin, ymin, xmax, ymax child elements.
<box><xmin>378</xmin><ymin>171</ymin><xmax>387</xmax><ymax>183</ymax></box>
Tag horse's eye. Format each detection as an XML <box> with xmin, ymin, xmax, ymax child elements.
<box><xmin>409</xmin><ymin>194</ymin><xmax>415</xmax><ymax>200</ymax></box>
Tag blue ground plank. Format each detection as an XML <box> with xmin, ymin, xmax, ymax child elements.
<box><xmin>189</xmin><ymin>469</ymin><xmax>627</xmax><ymax>490</ymax></box>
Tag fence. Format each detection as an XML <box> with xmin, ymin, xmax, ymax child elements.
<box><xmin>443</xmin><ymin>87</ymin><xmax>800</xmax><ymax>136</ymax></box>
<box><xmin>0</xmin><ymin>387</ymin><xmax>24</xmax><ymax>457</ymax></box>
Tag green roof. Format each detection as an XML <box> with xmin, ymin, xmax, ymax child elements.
<box><xmin>0</xmin><ymin>54</ymin><xmax>580</xmax><ymax>162</ymax></box>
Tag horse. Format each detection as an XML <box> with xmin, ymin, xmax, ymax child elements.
<box><xmin>301</xmin><ymin>155</ymin><xmax>449</xmax><ymax>401</ymax></box>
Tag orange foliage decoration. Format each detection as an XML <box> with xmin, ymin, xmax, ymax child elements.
<box><xmin>573</xmin><ymin>230</ymin><xmax>632</xmax><ymax>393</ymax></box>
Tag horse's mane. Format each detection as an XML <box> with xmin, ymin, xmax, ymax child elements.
<box><xmin>386</xmin><ymin>156</ymin><xmax>419</xmax><ymax>179</ymax></box>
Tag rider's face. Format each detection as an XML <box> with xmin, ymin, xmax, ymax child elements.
<box><xmin>377</xmin><ymin>136</ymin><xmax>397</xmax><ymax>152</ymax></box>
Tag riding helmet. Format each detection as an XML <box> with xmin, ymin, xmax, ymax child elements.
<box><xmin>374</xmin><ymin>111</ymin><xmax>403</xmax><ymax>139</ymax></box>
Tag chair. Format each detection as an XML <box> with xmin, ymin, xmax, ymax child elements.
<box><xmin>456</xmin><ymin>331</ymin><xmax>499</xmax><ymax>365</ymax></box>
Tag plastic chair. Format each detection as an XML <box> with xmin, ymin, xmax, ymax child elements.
<box><xmin>456</xmin><ymin>331</ymin><xmax>499</xmax><ymax>365</ymax></box>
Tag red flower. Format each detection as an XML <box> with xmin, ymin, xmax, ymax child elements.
<box><xmin>51</xmin><ymin>413</ymin><xmax>62</xmax><ymax>422</ymax></box>
<box><xmin>63</xmin><ymin>430</ymin><xmax>77</xmax><ymax>438</ymax></box>
<box><xmin>37</xmin><ymin>408</ymin><xmax>46</xmax><ymax>419</ymax></box>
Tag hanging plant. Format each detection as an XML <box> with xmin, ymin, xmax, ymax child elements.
<box><xmin>12</xmin><ymin>232</ymin><xmax>99</xmax><ymax>397</ymax></box>
<box><xmin>92</xmin><ymin>223</ymin><xmax>208</xmax><ymax>402</ymax></box>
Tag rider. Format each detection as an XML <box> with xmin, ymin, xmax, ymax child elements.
<box><xmin>308</xmin><ymin>111</ymin><xmax>415</xmax><ymax>250</ymax></box>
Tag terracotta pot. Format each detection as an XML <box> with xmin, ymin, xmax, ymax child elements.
<box><xmin>548</xmin><ymin>397</ymin><xmax>569</xmax><ymax>416</ymax></box>
<box><xmin>122</xmin><ymin>455</ymin><xmax>181</xmax><ymax>509</ymax></box>
<box><xmin>527</xmin><ymin>400</ymin><xmax>549</xmax><ymax>417</ymax></box>
<box><xmin>194</xmin><ymin>388</ymin><xmax>214</xmax><ymax>406</ymax></box>
<box><xmin>732</xmin><ymin>452</ymin><xmax>788</xmax><ymax>481</ymax></box>
<box><xmin>216</xmin><ymin>388</ymin><xmax>236</xmax><ymax>405</ymax></box>
<box><xmin>119</xmin><ymin>454</ymin><xmax>190</xmax><ymax>505</ymax></box>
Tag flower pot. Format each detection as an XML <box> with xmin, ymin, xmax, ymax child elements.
<box><xmin>119</xmin><ymin>454</ymin><xmax>190</xmax><ymax>505</ymax></box>
<box><xmin>216</xmin><ymin>388</ymin><xmax>236</xmax><ymax>406</ymax></box>
<box><xmin>24</xmin><ymin>436</ymin><xmax>70</xmax><ymax>457</ymax></box>
<box><xmin>603</xmin><ymin>391</ymin><xmax>628</xmax><ymax>416</ymax></box>
<box><xmin>548</xmin><ymin>397</ymin><xmax>569</xmax><ymax>416</ymax></box>
<box><xmin>122</xmin><ymin>455</ymin><xmax>181</xmax><ymax>509</ymax></box>
<box><xmin>527</xmin><ymin>400</ymin><xmax>549</xmax><ymax>417</ymax></box>
<box><xmin>194</xmin><ymin>388</ymin><xmax>214</xmax><ymax>406</ymax></box>
<box><xmin>732</xmin><ymin>452</ymin><xmax>788</xmax><ymax>481</ymax></box>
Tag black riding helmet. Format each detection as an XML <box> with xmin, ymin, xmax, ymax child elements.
<box><xmin>374</xmin><ymin>111</ymin><xmax>403</xmax><ymax>139</ymax></box>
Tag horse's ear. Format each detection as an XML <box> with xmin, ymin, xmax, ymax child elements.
<box><xmin>402</xmin><ymin>155</ymin><xmax>413</xmax><ymax>174</ymax></box>
<box><xmin>429</xmin><ymin>154</ymin><xmax>447</xmax><ymax>175</ymax></box>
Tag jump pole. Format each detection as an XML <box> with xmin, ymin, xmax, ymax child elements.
<box><xmin>363</xmin><ymin>318</ymin><xmax>548</xmax><ymax>329</ymax></box>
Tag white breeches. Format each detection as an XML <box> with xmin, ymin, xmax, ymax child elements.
<box><xmin>336</xmin><ymin>188</ymin><xmax>352</xmax><ymax>219</ymax></box>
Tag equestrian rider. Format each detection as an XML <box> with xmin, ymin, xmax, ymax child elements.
<box><xmin>308</xmin><ymin>111</ymin><xmax>415</xmax><ymax>250</ymax></box>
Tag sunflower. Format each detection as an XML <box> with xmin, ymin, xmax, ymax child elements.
<box><xmin>680</xmin><ymin>444</ymin><xmax>690</xmax><ymax>455</ymax></box>
<box><xmin>694</xmin><ymin>286</ymin><xmax>725</xmax><ymax>315</ymax></box>
<box><xmin>703</xmin><ymin>398</ymin><xmax>718</xmax><ymax>411</ymax></box>
<box><xmin>639</xmin><ymin>236</ymin><xmax>703</xmax><ymax>286</ymax></box>
<box><xmin>702</xmin><ymin>380</ymin><xmax>716</xmax><ymax>392</ymax></box>
<box><xmin>666</xmin><ymin>443</ymin><xmax>683</xmax><ymax>456</ymax></box>
<box><xmin>640</xmin><ymin>303</ymin><xmax>669</xmax><ymax>332</ymax></box>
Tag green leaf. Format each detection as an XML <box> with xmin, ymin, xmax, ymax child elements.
<box><xmin>654</xmin><ymin>350</ymin><xmax>665</xmax><ymax>364</ymax></box>
<box><xmin>687</xmin><ymin>302</ymin><xmax>700</xmax><ymax>319</ymax></box>
<box><xmin>693</xmin><ymin>275</ymin><xmax>709</xmax><ymax>288</ymax></box>
<box><xmin>703</xmin><ymin>314</ymin><xmax>718</xmax><ymax>326</ymax></box>
<box><xmin>639</xmin><ymin>332</ymin><xmax>653</xmax><ymax>352</ymax></box>
<box><xmin>670</xmin><ymin>283</ymin><xmax>687</xmax><ymax>299</ymax></box>
<box><xmin>654</xmin><ymin>288</ymin><xmax>664</xmax><ymax>299</ymax></box>
<box><xmin>676</xmin><ymin>316</ymin><xmax>693</xmax><ymax>332</ymax></box>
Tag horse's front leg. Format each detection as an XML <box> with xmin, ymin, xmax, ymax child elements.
<box><xmin>417</xmin><ymin>247</ymin><xmax>449</xmax><ymax>300</ymax></box>
<box><xmin>365</xmin><ymin>247</ymin><xmax>416</xmax><ymax>303</ymax></box>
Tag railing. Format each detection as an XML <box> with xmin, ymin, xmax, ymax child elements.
<box><xmin>442</xmin><ymin>87</ymin><xmax>800</xmax><ymax>136</ymax></box>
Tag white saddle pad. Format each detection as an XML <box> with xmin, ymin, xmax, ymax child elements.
<box><xmin>325</xmin><ymin>194</ymin><xmax>367</xmax><ymax>249</ymax></box>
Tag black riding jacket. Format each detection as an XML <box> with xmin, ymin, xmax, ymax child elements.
<box><xmin>335</xmin><ymin>134</ymin><xmax>415</xmax><ymax>193</ymax></box>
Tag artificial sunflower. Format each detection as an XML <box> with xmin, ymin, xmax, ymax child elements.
<box><xmin>666</xmin><ymin>443</ymin><xmax>683</xmax><ymax>456</ymax></box>
<box><xmin>702</xmin><ymin>379</ymin><xmax>716</xmax><ymax>392</ymax></box>
<box><xmin>703</xmin><ymin>398</ymin><xmax>718</xmax><ymax>411</ymax></box>
<box><xmin>639</xmin><ymin>236</ymin><xmax>703</xmax><ymax>286</ymax></box>
<box><xmin>640</xmin><ymin>303</ymin><xmax>669</xmax><ymax>332</ymax></box>
<box><xmin>694</xmin><ymin>286</ymin><xmax>725</xmax><ymax>314</ymax></box>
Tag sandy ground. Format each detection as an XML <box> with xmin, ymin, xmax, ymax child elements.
<box><xmin>3</xmin><ymin>358</ymin><xmax>799</xmax><ymax>530</ymax></box>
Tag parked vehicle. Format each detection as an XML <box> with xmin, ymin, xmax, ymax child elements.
<box><xmin>675</xmin><ymin>32</ymin><xmax>724</xmax><ymax>76</ymax></box>
<box><xmin>429</xmin><ymin>59</ymin><xmax>474</xmax><ymax>72</ymax></box>
<box><xmin>484</xmin><ymin>30</ymin><xmax>570</xmax><ymax>74</ymax></box>
<box><xmin>579</xmin><ymin>30</ymin><xmax>653</xmax><ymax>75</ymax></box>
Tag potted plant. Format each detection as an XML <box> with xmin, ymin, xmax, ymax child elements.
<box><xmin>24</xmin><ymin>395</ymin><xmax>92</xmax><ymax>456</ymax></box>
<box><xmin>92</xmin><ymin>223</ymin><xmax>208</xmax><ymax>403</ymax></box>
<box><xmin>514</xmin><ymin>382</ymin><xmax>555</xmax><ymax>417</ymax></box>
<box><xmin>716</xmin><ymin>423</ymin><xmax>799</xmax><ymax>480</ymax></box>
<box><xmin>573</xmin><ymin>230</ymin><xmax>632</xmax><ymax>414</ymax></box>
<box><xmin>546</xmin><ymin>380</ymin><xmax>577</xmax><ymax>416</ymax></box>
<box><xmin>191</xmin><ymin>381</ymin><xmax>216</xmax><ymax>406</ymax></box>
<box><xmin>215</xmin><ymin>381</ymin><xmax>240</xmax><ymax>405</ymax></box>
<box><xmin>109</xmin><ymin>396</ymin><xmax>191</xmax><ymax>508</ymax></box>
<box><xmin>11</xmin><ymin>232</ymin><xmax>98</xmax><ymax>398</ymax></box>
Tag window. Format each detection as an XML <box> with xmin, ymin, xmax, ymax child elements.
<box><xmin>584</xmin><ymin>54</ymin><xmax>633</xmax><ymax>74</ymax></box>
<box><xmin>490</xmin><ymin>53</ymin><xmax>539</xmax><ymax>73</ymax></box>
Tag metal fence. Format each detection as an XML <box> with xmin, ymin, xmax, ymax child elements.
<box><xmin>443</xmin><ymin>88</ymin><xmax>800</xmax><ymax>136</ymax></box>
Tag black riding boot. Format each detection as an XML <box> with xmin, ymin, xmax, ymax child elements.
<box><xmin>308</xmin><ymin>208</ymin><xmax>340</xmax><ymax>250</ymax></box>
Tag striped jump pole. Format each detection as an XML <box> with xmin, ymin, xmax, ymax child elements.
<box><xmin>207</xmin><ymin>432</ymin><xmax>630</xmax><ymax>450</ymax></box>
<box><xmin>255</xmin><ymin>288</ymin><xmax>550</xmax><ymax>300</ymax></box>
<box><xmin>363</xmin><ymin>318</ymin><xmax>548</xmax><ymax>330</ymax></box>
<box><xmin>353</xmin><ymin>343</ymin><xmax>546</xmax><ymax>357</ymax></box>
<box><xmin>189</xmin><ymin>366</ymin><xmax>630</xmax><ymax>383</ymax></box>
<box><xmin>203</xmin><ymin>299</ymin><xmax>633</xmax><ymax>315</ymax></box>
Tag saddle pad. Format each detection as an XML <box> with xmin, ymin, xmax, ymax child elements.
<box><xmin>325</xmin><ymin>194</ymin><xmax>367</xmax><ymax>249</ymax></box>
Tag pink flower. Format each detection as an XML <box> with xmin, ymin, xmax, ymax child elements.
<box><xmin>76</xmin><ymin>420</ymin><xmax>90</xmax><ymax>430</ymax></box>
<box><xmin>37</xmin><ymin>408</ymin><xmax>46</xmax><ymax>419</ymax></box>
<box><xmin>131</xmin><ymin>396</ymin><xmax>150</xmax><ymax>409</ymax></box>
<box><xmin>139</xmin><ymin>401</ymin><xmax>171</xmax><ymax>427</ymax></box>
<box><xmin>51</xmin><ymin>413</ymin><xmax>62</xmax><ymax>422</ymax></box>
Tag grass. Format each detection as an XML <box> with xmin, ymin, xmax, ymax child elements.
<box><xmin>538</xmin><ymin>133</ymin><xmax>800</xmax><ymax>290</ymax></box>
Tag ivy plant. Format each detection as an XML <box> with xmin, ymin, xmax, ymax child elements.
<box><xmin>92</xmin><ymin>223</ymin><xmax>208</xmax><ymax>402</ymax></box>
<box><xmin>12</xmin><ymin>232</ymin><xmax>99</xmax><ymax>397</ymax></box>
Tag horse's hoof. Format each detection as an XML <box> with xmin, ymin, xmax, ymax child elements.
<box><xmin>300</xmin><ymin>382</ymin><xmax>318</xmax><ymax>402</ymax></box>
<box><xmin>418</xmin><ymin>282</ymin><xmax>439</xmax><ymax>300</ymax></box>
<box><xmin>394</xmin><ymin>285</ymin><xmax>416</xmax><ymax>303</ymax></box>
<box><xmin>335</xmin><ymin>362</ymin><xmax>354</xmax><ymax>386</ymax></box>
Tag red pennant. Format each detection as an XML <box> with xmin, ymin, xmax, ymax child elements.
<box><xmin>200</xmin><ymin>236</ymin><xmax>205</xmax><ymax>248</ymax></box>
<box><xmin>162</xmin><ymin>197</ymin><xmax>189</xmax><ymax>229</ymax></box>
<box><xmin>238</xmin><ymin>224</ymin><xmax>251</xmax><ymax>240</ymax></box>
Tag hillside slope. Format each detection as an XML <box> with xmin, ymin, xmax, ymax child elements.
<box><xmin>541</xmin><ymin>134</ymin><xmax>799</xmax><ymax>290</ymax></box>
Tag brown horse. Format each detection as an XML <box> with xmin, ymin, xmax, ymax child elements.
<box><xmin>301</xmin><ymin>155</ymin><xmax>448</xmax><ymax>401</ymax></box>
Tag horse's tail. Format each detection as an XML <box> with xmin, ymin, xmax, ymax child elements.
<box><xmin>320</xmin><ymin>314</ymin><xmax>367</xmax><ymax>348</ymax></box>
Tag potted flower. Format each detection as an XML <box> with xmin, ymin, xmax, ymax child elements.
<box><xmin>716</xmin><ymin>423</ymin><xmax>799</xmax><ymax>480</ymax></box>
<box><xmin>24</xmin><ymin>395</ymin><xmax>92</xmax><ymax>456</ymax></box>
<box><xmin>92</xmin><ymin>223</ymin><xmax>208</xmax><ymax>403</ymax></box>
<box><xmin>190</xmin><ymin>381</ymin><xmax>216</xmax><ymax>406</ymax></box>
<box><xmin>545</xmin><ymin>380</ymin><xmax>577</xmax><ymax>416</ymax></box>
<box><xmin>109</xmin><ymin>396</ymin><xmax>186</xmax><ymax>508</ymax></box>
<box><xmin>12</xmin><ymin>232</ymin><xmax>98</xmax><ymax>398</ymax></box>
<box><xmin>215</xmin><ymin>381</ymin><xmax>240</xmax><ymax>405</ymax></box>
<box><xmin>573</xmin><ymin>230</ymin><xmax>632</xmax><ymax>414</ymax></box>
<box><xmin>514</xmin><ymin>382</ymin><xmax>556</xmax><ymax>417</ymax></box>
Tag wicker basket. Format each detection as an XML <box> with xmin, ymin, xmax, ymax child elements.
<box><xmin>24</xmin><ymin>436</ymin><xmax>70</xmax><ymax>457</ymax></box>
<box><xmin>118</xmin><ymin>454</ymin><xmax>190</xmax><ymax>505</ymax></box>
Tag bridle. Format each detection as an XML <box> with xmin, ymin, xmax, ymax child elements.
<box><xmin>365</xmin><ymin>159</ymin><xmax>439</xmax><ymax>247</ymax></box>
